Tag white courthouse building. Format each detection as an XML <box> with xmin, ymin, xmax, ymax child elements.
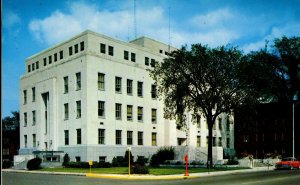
<box><xmin>19</xmin><ymin>30</ymin><xmax>234</xmax><ymax>163</ymax></box>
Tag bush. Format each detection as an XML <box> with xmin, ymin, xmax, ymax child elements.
<box><xmin>97</xmin><ymin>162</ymin><xmax>111</xmax><ymax>168</ymax></box>
<box><xmin>135</xmin><ymin>156</ymin><xmax>148</xmax><ymax>166</ymax></box>
<box><xmin>62</xmin><ymin>153</ymin><xmax>70</xmax><ymax>167</ymax></box>
<box><xmin>227</xmin><ymin>159</ymin><xmax>239</xmax><ymax>165</ymax></box>
<box><xmin>2</xmin><ymin>160</ymin><xmax>12</xmax><ymax>169</ymax></box>
<box><xmin>112</xmin><ymin>156</ymin><xmax>125</xmax><ymax>167</ymax></box>
<box><xmin>131</xmin><ymin>164</ymin><xmax>149</xmax><ymax>174</ymax></box>
<box><xmin>27</xmin><ymin>157</ymin><xmax>42</xmax><ymax>170</ymax></box>
<box><xmin>123</xmin><ymin>150</ymin><xmax>134</xmax><ymax>167</ymax></box>
<box><xmin>156</xmin><ymin>146</ymin><xmax>175</xmax><ymax>164</ymax></box>
<box><xmin>65</xmin><ymin>161</ymin><xmax>90</xmax><ymax>168</ymax></box>
<box><xmin>150</xmin><ymin>154</ymin><xmax>160</xmax><ymax>167</ymax></box>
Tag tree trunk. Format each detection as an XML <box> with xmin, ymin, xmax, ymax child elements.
<box><xmin>207</xmin><ymin>113</ymin><xmax>214</xmax><ymax>168</ymax></box>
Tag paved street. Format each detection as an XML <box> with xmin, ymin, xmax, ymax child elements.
<box><xmin>3</xmin><ymin>170</ymin><xmax>300</xmax><ymax>185</ymax></box>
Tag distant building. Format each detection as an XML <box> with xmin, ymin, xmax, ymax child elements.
<box><xmin>235</xmin><ymin>102</ymin><xmax>300</xmax><ymax>159</ymax></box>
<box><xmin>18</xmin><ymin>30</ymin><xmax>234</xmax><ymax>163</ymax></box>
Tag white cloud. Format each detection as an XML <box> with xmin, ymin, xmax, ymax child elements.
<box><xmin>3</xmin><ymin>10</ymin><xmax>21</xmax><ymax>29</ymax></box>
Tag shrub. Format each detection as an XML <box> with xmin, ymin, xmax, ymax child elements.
<box><xmin>131</xmin><ymin>164</ymin><xmax>149</xmax><ymax>174</ymax></box>
<box><xmin>227</xmin><ymin>159</ymin><xmax>239</xmax><ymax>165</ymax></box>
<box><xmin>2</xmin><ymin>160</ymin><xmax>12</xmax><ymax>169</ymax></box>
<box><xmin>97</xmin><ymin>162</ymin><xmax>111</xmax><ymax>168</ymax></box>
<box><xmin>65</xmin><ymin>161</ymin><xmax>90</xmax><ymax>168</ymax></box>
<box><xmin>112</xmin><ymin>156</ymin><xmax>125</xmax><ymax>167</ymax></box>
<box><xmin>27</xmin><ymin>157</ymin><xmax>42</xmax><ymax>170</ymax></box>
<box><xmin>62</xmin><ymin>153</ymin><xmax>70</xmax><ymax>167</ymax></box>
<box><xmin>156</xmin><ymin>146</ymin><xmax>175</xmax><ymax>164</ymax></box>
<box><xmin>135</xmin><ymin>156</ymin><xmax>148</xmax><ymax>166</ymax></box>
<box><xmin>150</xmin><ymin>154</ymin><xmax>160</xmax><ymax>167</ymax></box>
<box><xmin>123</xmin><ymin>150</ymin><xmax>134</xmax><ymax>167</ymax></box>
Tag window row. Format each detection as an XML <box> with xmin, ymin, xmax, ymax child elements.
<box><xmin>69</xmin><ymin>41</ymin><xmax>85</xmax><ymax>56</ymax></box>
<box><xmin>23</xmin><ymin>87</ymin><xmax>36</xmax><ymax>105</ymax></box>
<box><xmin>23</xmin><ymin>111</ymin><xmax>36</xmax><ymax>127</ymax></box>
<box><xmin>64</xmin><ymin>101</ymin><xmax>81</xmax><ymax>120</ymax></box>
<box><xmin>64</xmin><ymin>129</ymin><xmax>82</xmax><ymax>145</ymax></box>
<box><xmin>23</xmin><ymin>134</ymin><xmax>37</xmax><ymax>148</ymax></box>
<box><xmin>63</xmin><ymin>72</ymin><xmax>81</xmax><ymax>93</ymax></box>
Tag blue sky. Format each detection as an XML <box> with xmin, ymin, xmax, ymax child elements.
<box><xmin>2</xmin><ymin>0</ymin><xmax>300</xmax><ymax>117</ymax></box>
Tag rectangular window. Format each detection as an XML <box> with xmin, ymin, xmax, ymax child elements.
<box><xmin>137</xmin><ymin>82</ymin><xmax>143</xmax><ymax>97</ymax></box>
<box><xmin>36</xmin><ymin>61</ymin><xmax>39</xmax><ymax>69</ymax></box>
<box><xmin>213</xmin><ymin>137</ymin><xmax>216</xmax><ymax>147</ymax></box>
<box><xmin>151</xmin><ymin>109</ymin><xmax>157</xmax><ymax>123</ymax></box>
<box><xmin>76</xmin><ymin>72</ymin><xmax>81</xmax><ymax>90</ymax></box>
<box><xmin>69</xmin><ymin>46</ymin><xmax>73</xmax><ymax>56</ymax></box>
<box><xmin>28</xmin><ymin>65</ymin><xmax>31</xmax><ymax>72</ymax></box>
<box><xmin>49</xmin><ymin>55</ymin><xmax>52</xmax><ymax>64</ymax></box>
<box><xmin>115</xmin><ymin>77</ymin><xmax>122</xmax><ymax>93</ymax></box>
<box><xmin>32</xmin><ymin>87</ymin><xmax>36</xmax><ymax>102</ymax></box>
<box><xmin>151</xmin><ymin>85</ymin><xmax>157</xmax><ymax>99</ymax></box>
<box><xmin>32</xmin><ymin>63</ymin><xmax>35</xmax><ymax>71</ymax></box>
<box><xmin>98</xmin><ymin>101</ymin><xmax>105</xmax><ymax>117</ymax></box>
<box><xmin>54</xmin><ymin>53</ymin><xmax>57</xmax><ymax>62</ymax></box>
<box><xmin>218</xmin><ymin>118</ymin><xmax>222</xmax><ymax>130</ymax></box>
<box><xmin>80</xmin><ymin>41</ymin><xmax>84</xmax><ymax>51</ymax></box>
<box><xmin>24</xmin><ymin>112</ymin><xmax>27</xmax><ymax>127</ymax></box>
<box><xmin>100</xmin><ymin>43</ymin><xmax>106</xmax><ymax>53</ymax></box>
<box><xmin>131</xmin><ymin>53</ymin><xmax>136</xmax><ymax>62</ymax></box>
<box><xmin>98</xmin><ymin>73</ymin><xmax>105</xmax><ymax>90</ymax></box>
<box><xmin>76</xmin><ymin>101</ymin><xmax>81</xmax><ymax>118</ymax></box>
<box><xmin>43</xmin><ymin>58</ymin><xmax>47</xmax><ymax>66</ymax></box>
<box><xmin>24</xmin><ymin>135</ymin><xmax>27</xmax><ymax>148</ymax></box>
<box><xmin>64</xmin><ymin>103</ymin><xmax>69</xmax><ymax>120</ymax></box>
<box><xmin>127</xmin><ymin>131</ymin><xmax>133</xmax><ymax>145</ymax></box>
<box><xmin>33</xmin><ymin>134</ymin><xmax>36</xmax><ymax>147</ymax></box>
<box><xmin>64</xmin><ymin>76</ymin><xmax>68</xmax><ymax>93</ymax></box>
<box><xmin>23</xmin><ymin>90</ymin><xmax>27</xmax><ymax>104</ymax></box>
<box><xmin>196</xmin><ymin>115</ymin><xmax>201</xmax><ymax>128</ymax></box>
<box><xmin>116</xmin><ymin>130</ymin><xmax>122</xmax><ymax>145</ymax></box>
<box><xmin>218</xmin><ymin>137</ymin><xmax>222</xmax><ymax>147</ymax></box>
<box><xmin>197</xmin><ymin>136</ymin><xmax>201</xmax><ymax>147</ymax></box>
<box><xmin>152</xmin><ymin>132</ymin><xmax>157</xmax><ymax>146</ymax></box>
<box><xmin>150</xmin><ymin>59</ymin><xmax>155</xmax><ymax>67</ymax></box>
<box><xmin>32</xmin><ymin>111</ymin><xmax>36</xmax><ymax>126</ymax></box>
<box><xmin>99</xmin><ymin>156</ymin><xmax>106</xmax><ymax>162</ymax></box>
<box><xmin>127</xmin><ymin>105</ymin><xmax>133</xmax><ymax>121</ymax></box>
<box><xmin>77</xmin><ymin>129</ymin><xmax>81</xmax><ymax>144</ymax></box>
<box><xmin>74</xmin><ymin>44</ymin><xmax>78</xmax><ymax>53</ymax></box>
<box><xmin>98</xmin><ymin>129</ymin><xmax>105</xmax><ymax>144</ymax></box>
<box><xmin>64</xmin><ymin>130</ymin><xmax>69</xmax><ymax>145</ymax></box>
<box><xmin>76</xmin><ymin>157</ymin><xmax>81</xmax><ymax>162</ymax></box>
<box><xmin>138</xmin><ymin>132</ymin><xmax>143</xmax><ymax>145</ymax></box>
<box><xmin>127</xmin><ymin>79</ymin><xmax>132</xmax><ymax>95</ymax></box>
<box><xmin>108</xmin><ymin>46</ymin><xmax>114</xmax><ymax>56</ymax></box>
<box><xmin>137</xmin><ymin>107</ymin><xmax>143</xmax><ymax>122</ymax></box>
<box><xmin>145</xmin><ymin>57</ymin><xmax>149</xmax><ymax>66</ymax></box>
<box><xmin>60</xmin><ymin>50</ymin><xmax>63</xmax><ymax>59</ymax></box>
<box><xmin>115</xmin><ymin>103</ymin><xmax>122</xmax><ymax>120</ymax></box>
<box><xmin>124</xmin><ymin>50</ymin><xmax>129</xmax><ymax>60</ymax></box>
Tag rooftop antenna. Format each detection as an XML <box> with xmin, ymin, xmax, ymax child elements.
<box><xmin>134</xmin><ymin>0</ymin><xmax>137</xmax><ymax>39</ymax></box>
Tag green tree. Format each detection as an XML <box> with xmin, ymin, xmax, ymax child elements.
<box><xmin>2</xmin><ymin>111</ymin><xmax>20</xmax><ymax>131</ymax></box>
<box><xmin>149</xmin><ymin>44</ymin><xmax>252</xmax><ymax>168</ymax></box>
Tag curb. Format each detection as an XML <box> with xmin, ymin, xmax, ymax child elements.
<box><xmin>86</xmin><ymin>173</ymin><xmax>199</xmax><ymax>180</ymax></box>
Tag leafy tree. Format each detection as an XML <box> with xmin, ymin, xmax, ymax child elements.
<box><xmin>2</xmin><ymin>111</ymin><xmax>20</xmax><ymax>131</ymax></box>
<box><xmin>149</xmin><ymin>44</ymin><xmax>252</xmax><ymax>168</ymax></box>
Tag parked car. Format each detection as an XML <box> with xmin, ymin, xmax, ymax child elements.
<box><xmin>275</xmin><ymin>157</ymin><xmax>300</xmax><ymax>170</ymax></box>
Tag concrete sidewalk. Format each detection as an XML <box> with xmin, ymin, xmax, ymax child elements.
<box><xmin>3</xmin><ymin>167</ymin><xmax>275</xmax><ymax>180</ymax></box>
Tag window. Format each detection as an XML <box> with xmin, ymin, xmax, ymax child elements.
<box><xmin>152</xmin><ymin>133</ymin><xmax>157</xmax><ymax>146</ymax></box>
<box><xmin>80</xmin><ymin>41</ymin><xmax>84</xmax><ymax>51</ymax></box>
<box><xmin>64</xmin><ymin>76</ymin><xmax>68</xmax><ymax>93</ymax></box>
<box><xmin>74</xmin><ymin>44</ymin><xmax>78</xmax><ymax>53</ymax></box>
<box><xmin>77</xmin><ymin>129</ymin><xmax>81</xmax><ymax>144</ymax></box>
<box><xmin>131</xmin><ymin>53</ymin><xmax>136</xmax><ymax>62</ymax></box>
<box><xmin>24</xmin><ymin>135</ymin><xmax>27</xmax><ymax>148</ymax></box>
<box><xmin>116</xmin><ymin>130</ymin><xmax>122</xmax><ymax>145</ymax></box>
<box><xmin>127</xmin><ymin>79</ymin><xmax>132</xmax><ymax>95</ymax></box>
<box><xmin>98</xmin><ymin>73</ymin><xmax>105</xmax><ymax>90</ymax></box>
<box><xmin>24</xmin><ymin>112</ymin><xmax>27</xmax><ymax>127</ymax></box>
<box><xmin>98</xmin><ymin>129</ymin><xmax>105</xmax><ymax>144</ymax></box>
<box><xmin>137</xmin><ymin>81</ymin><xmax>143</xmax><ymax>97</ymax></box>
<box><xmin>64</xmin><ymin>130</ymin><xmax>69</xmax><ymax>145</ymax></box>
<box><xmin>28</xmin><ymin>65</ymin><xmax>31</xmax><ymax>72</ymax></box>
<box><xmin>127</xmin><ymin>131</ymin><xmax>133</xmax><ymax>145</ymax></box>
<box><xmin>150</xmin><ymin>59</ymin><xmax>155</xmax><ymax>67</ymax></box>
<box><xmin>115</xmin><ymin>103</ymin><xmax>122</xmax><ymax>120</ymax></box>
<box><xmin>33</xmin><ymin>134</ymin><xmax>36</xmax><ymax>147</ymax></box>
<box><xmin>138</xmin><ymin>132</ymin><xmax>143</xmax><ymax>145</ymax></box>
<box><xmin>43</xmin><ymin>58</ymin><xmax>47</xmax><ymax>66</ymax></box>
<box><xmin>137</xmin><ymin>107</ymin><xmax>143</xmax><ymax>121</ymax></box>
<box><xmin>115</xmin><ymin>77</ymin><xmax>122</xmax><ymax>93</ymax></box>
<box><xmin>151</xmin><ymin>85</ymin><xmax>157</xmax><ymax>99</ymax></box>
<box><xmin>76</xmin><ymin>101</ymin><xmax>81</xmax><ymax>118</ymax></box>
<box><xmin>59</xmin><ymin>50</ymin><xmax>63</xmax><ymax>59</ymax></box>
<box><xmin>226</xmin><ymin>119</ymin><xmax>230</xmax><ymax>131</ymax></box>
<box><xmin>32</xmin><ymin>63</ymin><xmax>35</xmax><ymax>71</ymax></box>
<box><xmin>32</xmin><ymin>111</ymin><xmax>36</xmax><ymax>126</ymax></box>
<box><xmin>36</xmin><ymin>61</ymin><xmax>39</xmax><ymax>69</ymax></box>
<box><xmin>75</xmin><ymin>157</ymin><xmax>81</xmax><ymax>162</ymax></box>
<box><xmin>151</xmin><ymin>109</ymin><xmax>157</xmax><ymax>123</ymax></box>
<box><xmin>196</xmin><ymin>115</ymin><xmax>201</xmax><ymax>128</ymax></box>
<box><xmin>108</xmin><ymin>46</ymin><xmax>114</xmax><ymax>56</ymax></box>
<box><xmin>98</xmin><ymin>101</ymin><xmax>105</xmax><ymax>117</ymax></box>
<box><xmin>124</xmin><ymin>50</ymin><xmax>129</xmax><ymax>60</ymax></box>
<box><xmin>218</xmin><ymin>137</ymin><xmax>222</xmax><ymax>147</ymax></box>
<box><xmin>64</xmin><ymin>103</ymin><xmax>69</xmax><ymax>120</ymax></box>
<box><xmin>69</xmin><ymin>46</ymin><xmax>73</xmax><ymax>56</ymax></box>
<box><xmin>145</xmin><ymin>57</ymin><xmax>149</xmax><ymax>66</ymax></box>
<box><xmin>54</xmin><ymin>53</ymin><xmax>57</xmax><ymax>62</ymax></box>
<box><xmin>76</xmin><ymin>72</ymin><xmax>81</xmax><ymax>90</ymax></box>
<box><xmin>213</xmin><ymin>137</ymin><xmax>216</xmax><ymax>146</ymax></box>
<box><xmin>32</xmin><ymin>87</ymin><xmax>36</xmax><ymax>102</ymax></box>
<box><xmin>99</xmin><ymin>156</ymin><xmax>106</xmax><ymax>162</ymax></box>
<box><xmin>100</xmin><ymin>43</ymin><xmax>106</xmax><ymax>53</ymax></box>
<box><xmin>197</xmin><ymin>136</ymin><xmax>201</xmax><ymax>147</ymax></box>
<box><xmin>218</xmin><ymin>118</ymin><xmax>222</xmax><ymax>130</ymax></box>
<box><xmin>23</xmin><ymin>90</ymin><xmax>27</xmax><ymax>104</ymax></box>
<box><xmin>127</xmin><ymin>105</ymin><xmax>133</xmax><ymax>121</ymax></box>
<box><xmin>49</xmin><ymin>56</ymin><xmax>52</xmax><ymax>64</ymax></box>
<box><xmin>159</xmin><ymin>49</ymin><xmax>163</xmax><ymax>54</ymax></box>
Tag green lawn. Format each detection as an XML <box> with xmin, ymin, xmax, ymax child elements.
<box><xmin>39</xmin><ymin>166</ymin><xmax>249</xmax><ymax>175</ymax></box>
